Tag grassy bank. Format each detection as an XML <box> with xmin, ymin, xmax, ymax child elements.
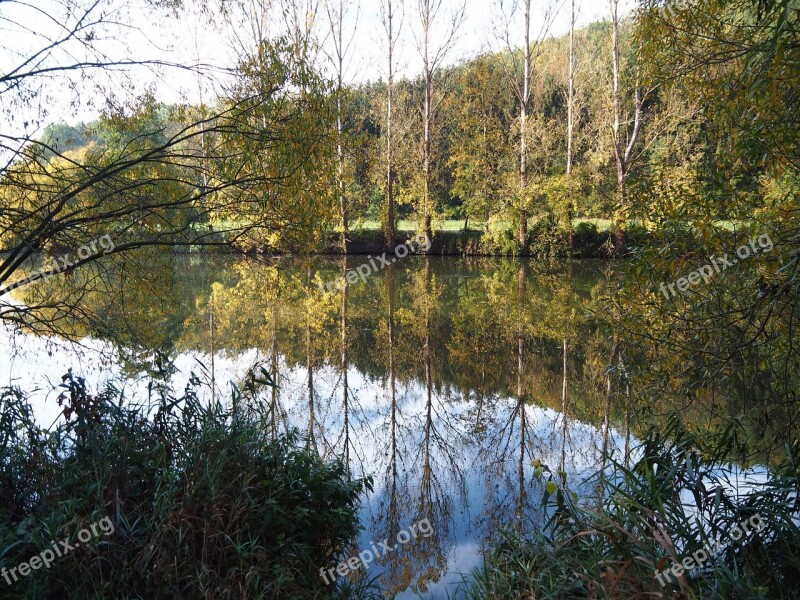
<box><xmin>320</xmin><ymin>220</ymin><xmax>627</xmax><ymax>258</ymax></box>
<box><xmin>199</xmin><ymin>219</ymin><xmax>622</xmax><ymax>257</ymax></box>
<box><xmin>458</xmin><ymin>418</ymin><xmax>800</xmax><ymax>599</ymax></box>
<box><xmin>0</xmin><ymin>372</ymin><xmax>373</xmax><ymax>600</ymax></box>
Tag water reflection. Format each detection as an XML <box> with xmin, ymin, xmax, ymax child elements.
<box><xmin>0</xmin><ymin>256</ymin><xmax>722</xmax><ymax>597</ymax></box>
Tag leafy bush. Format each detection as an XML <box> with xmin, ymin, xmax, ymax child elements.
<box><xmin>0</xmin><ymin>371</ymin><xmax>372</xmax><ymax>600</ymax></box>
<box><xmin>480</xmin><ymin>220</ymin><xmax>521</xmax><ymax>256</ymax></box>
<box><xmin>572</xmin><ymin>221</ymin><xmax>609</xmax><ymax>257</ymax></box>
<box><xmin>463</xmin><ymin>417</ymin><xmax>800</xmax><ymax>599</ymax></box>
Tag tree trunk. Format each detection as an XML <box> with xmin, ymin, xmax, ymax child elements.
<box><xmin>516</xmin><ymin>264</ymin><xmax>527</xmax><ymax>521</ymax></box>
<box><xmin>423</xmin><ymin>47</ymin><xmax>433</xmax><ymax>245</ymax></box>
<box><xmin>559</xmin><ymin>338</ymin><xmax>569</xmax><ymax>477</ymax></box>
<box><xmin>326</xmin><ymin>0</ymin><xmax>349</xmax><ymax>254</ymax></box>
<box><xmin>341</xmin><ymin>255</ymin><xmax>350</xmax><ymax>478</ymax></box>
<box><xmin>384</xmin><ymin>0</ymin><xmax>397</xmax><ymax>250</ymax></box>
<box><xmin>416</xmin><ymin>0</ymin><xmax>461</xmax><ymax>250</ymax></box>
<box><xmin>306</xmin><ymin>269</ymin><xmax>316</xmax><ymax>453</ymax></box>
<box><xmin>518</xmin><ymin>0</ymin><xmax>531</xmax><ymax>251</ymax></box>
<box><xmin>387</xmin><ymin>260</ymin><xmax>399</xmax><ymax>539</ymax></box>
<box><xmin>338</xmin><ymin>91</ymin><xmax>348</xmax><ymax>253</ymax></box>
<box><xmin>566</xmin><ymin>0</ymin><xmax>576</xmax><ymax>251</ymax></box>
<box><xmin>611</xmin><ymin>0</ymin><xmax>627</xmax><ymax>255</ymax></box>
<box><xmin>614</xmin><ymin>162</ymin><xmax>627</xmax><ymax>252</ymax></box>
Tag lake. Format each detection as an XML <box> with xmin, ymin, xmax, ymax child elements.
<box><xmin>0</xmin><ymin>255</ymin><xmax>765</xmax><ymax>597</ymax></box>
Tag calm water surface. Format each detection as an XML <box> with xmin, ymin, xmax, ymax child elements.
<box><xmin>0</xmin><ymin>256</ymin><xmax>691</xmax><ymax>597</ymax></box>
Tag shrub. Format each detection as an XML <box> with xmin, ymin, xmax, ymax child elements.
<box><xmin>572</xmin><ymin>221</ymin><xmax>610</xmax><ymax>257</ymax></box>
<box><xmin>463</xmin><ymin>417</ymin><xmax>800</xmax><ymax>599</ymax></box>
<box><xmin>0</xmin><ymin>370</ymin><xmax>371</xmax><ymax>600</ymax></box>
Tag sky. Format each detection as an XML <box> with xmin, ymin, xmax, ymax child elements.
<box><xmin>0</xmin><ymin>0</ymin><xmax>637</xmax><ymax>133</ymax></box>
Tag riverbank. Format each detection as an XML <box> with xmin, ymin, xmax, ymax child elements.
<box><xmin>229</xmin><ymin>221</ymin><xmax>648</xmax><ymax>258</ymax></box>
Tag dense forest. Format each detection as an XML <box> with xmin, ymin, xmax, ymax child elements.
<box><xmin>17</xmin><ymin>0</ymin><xmax>797</xmax><ymax>261</ymax></box>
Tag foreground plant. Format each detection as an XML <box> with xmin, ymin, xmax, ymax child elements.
<box><xmin>0</xmin><ymin>369</ymin><xmax>373</xmax><ymax>600</ymax></box>
<box><xmin>463</xmin><ymin>417</ymin><xmax>800</xmax><ymax>599</ymax></box>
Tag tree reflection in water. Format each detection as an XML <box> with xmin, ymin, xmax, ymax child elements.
<box><xmin>10</xmin><ymin>255</ymin><xmax>785</xmax><ymax>597</ymax></box>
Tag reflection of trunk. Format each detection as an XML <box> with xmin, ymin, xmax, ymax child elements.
<box><xmin>600</xmin><ymin>335</ymin><xmax>620</xmax><ymax>463</ymax></box>
<box><xmin>306</xmin><ymin>266</ymin><xmax>316</xmax><ymax>453</ymax></box>
<box><xmin>559</xmin><ymin>338</ymin><xmax>569</xmax><ymax>477</ymax></box>
<box><xmin>341</xmin><ymin>256</ymin><xmax>351</xmax><ymax>479</ymax></box>
<box><xmin>475</xmin><ymin>392</ymin><xmax>484</xmax><ymax>432</ymax></box>
<box><xmin>516</xmin><ymin>264</ymin><xmax>526</xmax><ymax>522</ymax></box>
<box><xmin>421</xmin><ymin>259</ymin><xmax>434</xmax><ymax>514</ymax></box>
<box><xmin>375</xmin><ymin>262</ymin><xmax>408</xmax><ymax>589</ymax></box>
<box><xmin>387</xmin><ymin>262</ymin><xmax>400</xmax><ymax>539</ymax></box>
<box><xmin>270</xmin><ymin>301</ymin><xmax>280</xmax><ymax>440</ymax></box>
<box><xmin>306</xmin><ymin>323</ymin><xmax>315</xmax><ymax>450</ymax></box>
<box><xmin>560</xmin><ymin>263</ymin><xmax>573</xmax><ymax>473</ymax></box>
<box><xmin>209</xmin><ymin>287</ymin><xmax>216</xmax><ymax>407</ymax></box>
<box><xmin>620</xmin><ymin>349</ymin><xmax>631</xmax><ymax>465</ymax></box>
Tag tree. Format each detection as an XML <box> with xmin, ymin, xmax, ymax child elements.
<box><xmin>277</xmin><ymin>0</ymin><xmax>323</xmax><ymax>70</ymax></box>
<box><xmin>324</xmin><ymin>0</ymin><xmax>360</xmax><ymax>252</ymax></box>
<box><xmin>447</xmin><ymin>57</ymin><xmax>511</xmax><ymax>230</ymax></box>
<box><xmin>380</xmin><ymin>0</ymin><xmax>403</xmax><ymax>248</ymax></box>
<box><xmin>415</xmin><ymin>0</ymin><xmax>464</xmax><ymax>244</ymax></box>
<box><xmin>612</xmin><ymin>0</ymin><xmax>800</xmax><ymax>439</ymax></box>
<box><xmin>494</xmin><ymin>0</ymin><xmax>555</xmax><ymax>249</ymax></box>
<box><xmin>0</xmin><ymin>1</ymin><xmax>331</xmax><ymax>336</ymax></box>
<box><xmin>610</xmin><ymin>0</ymin><xmax>642</xmax><ymax>252</ymax></box>
<box><xmin>566</xmin><ymin>0</ymin><xmax>576</xmax><ymax>249</ymax></box>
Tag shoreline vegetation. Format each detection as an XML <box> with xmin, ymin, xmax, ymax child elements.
<box><xmin>458</xmin><ymin>419</ymin><xmax>800</xmax><ymax>599</ymax></box>
<box><xmin>150</xmin><ymin>220</ymin><xmax>762</xmax><ymax>262</ymax></box>
<box><xmin>3</xmin><ymin>376</ymin><xmax>798</xmax><ymax>599</ymax></box>
<box><xmin>186</xmin><ymin>220</ymin><xmax>754</xmax><ymax>258</ymax></box>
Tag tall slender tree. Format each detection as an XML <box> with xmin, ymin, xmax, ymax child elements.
<box><xmin>415</xmin><ymin>0</ymin><xmax>464</xmax><ymax>244</ymax></box>
<box><xmin>519</xmin><ymin>0</ymin><xmax>531</xmax><ymax>249</ymax></box>
<box><xmin>566</xmin><ymin>0</ymin><xmax>576</xmax><ymax>249</ymax></box>
<box><xmin>380</xmin><ymin>0</ymin><xmax>403</xmax><ymax>249</ymax></box>
<box><xmin>324</xmin><ymin>0</ymin><xmax>360</xmax><ymax>253</ymax></box>
<box><xmin>495</xmin><ymin>0</ymin><xmax>555</xmax><ymax>250</ymax></box>
<box><xmin>279</xmin><ymin>0</ymin><xmax>322</xmax><ymax>69</ymax></box>
<box><xmin>610</xmin><ymin>0</ymin><xmax>642</xmax><ymax>253</ymax></box>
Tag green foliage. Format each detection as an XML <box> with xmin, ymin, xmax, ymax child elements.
<box><xmin>480</xmin><ymin>218</ymin><xmax>522</xmax><ymax>256</ymax></box>
<box><xmin>463</xmin><ymin>417</ymin><xmax>800</xmax><ymax>599</ymax></box>
<box><xmin>0</xmin><ymin>371</ymin><xmax>371</xmax><ymax>599</ymax></box>
<box><xmin>572</xmin><ymin>221</ymin><xmax>610</xmax><ymax>257</ymax></box>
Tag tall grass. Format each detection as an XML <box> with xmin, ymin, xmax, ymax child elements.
<box><xmin>0</xmin><ymin>370</ymin><xmax>373</xmax><ymax>599</ymax></box>
<box><xmin>462</xmin><ymin>417</ymin><xmax>800</xmax><ymax>599</ymax></box>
